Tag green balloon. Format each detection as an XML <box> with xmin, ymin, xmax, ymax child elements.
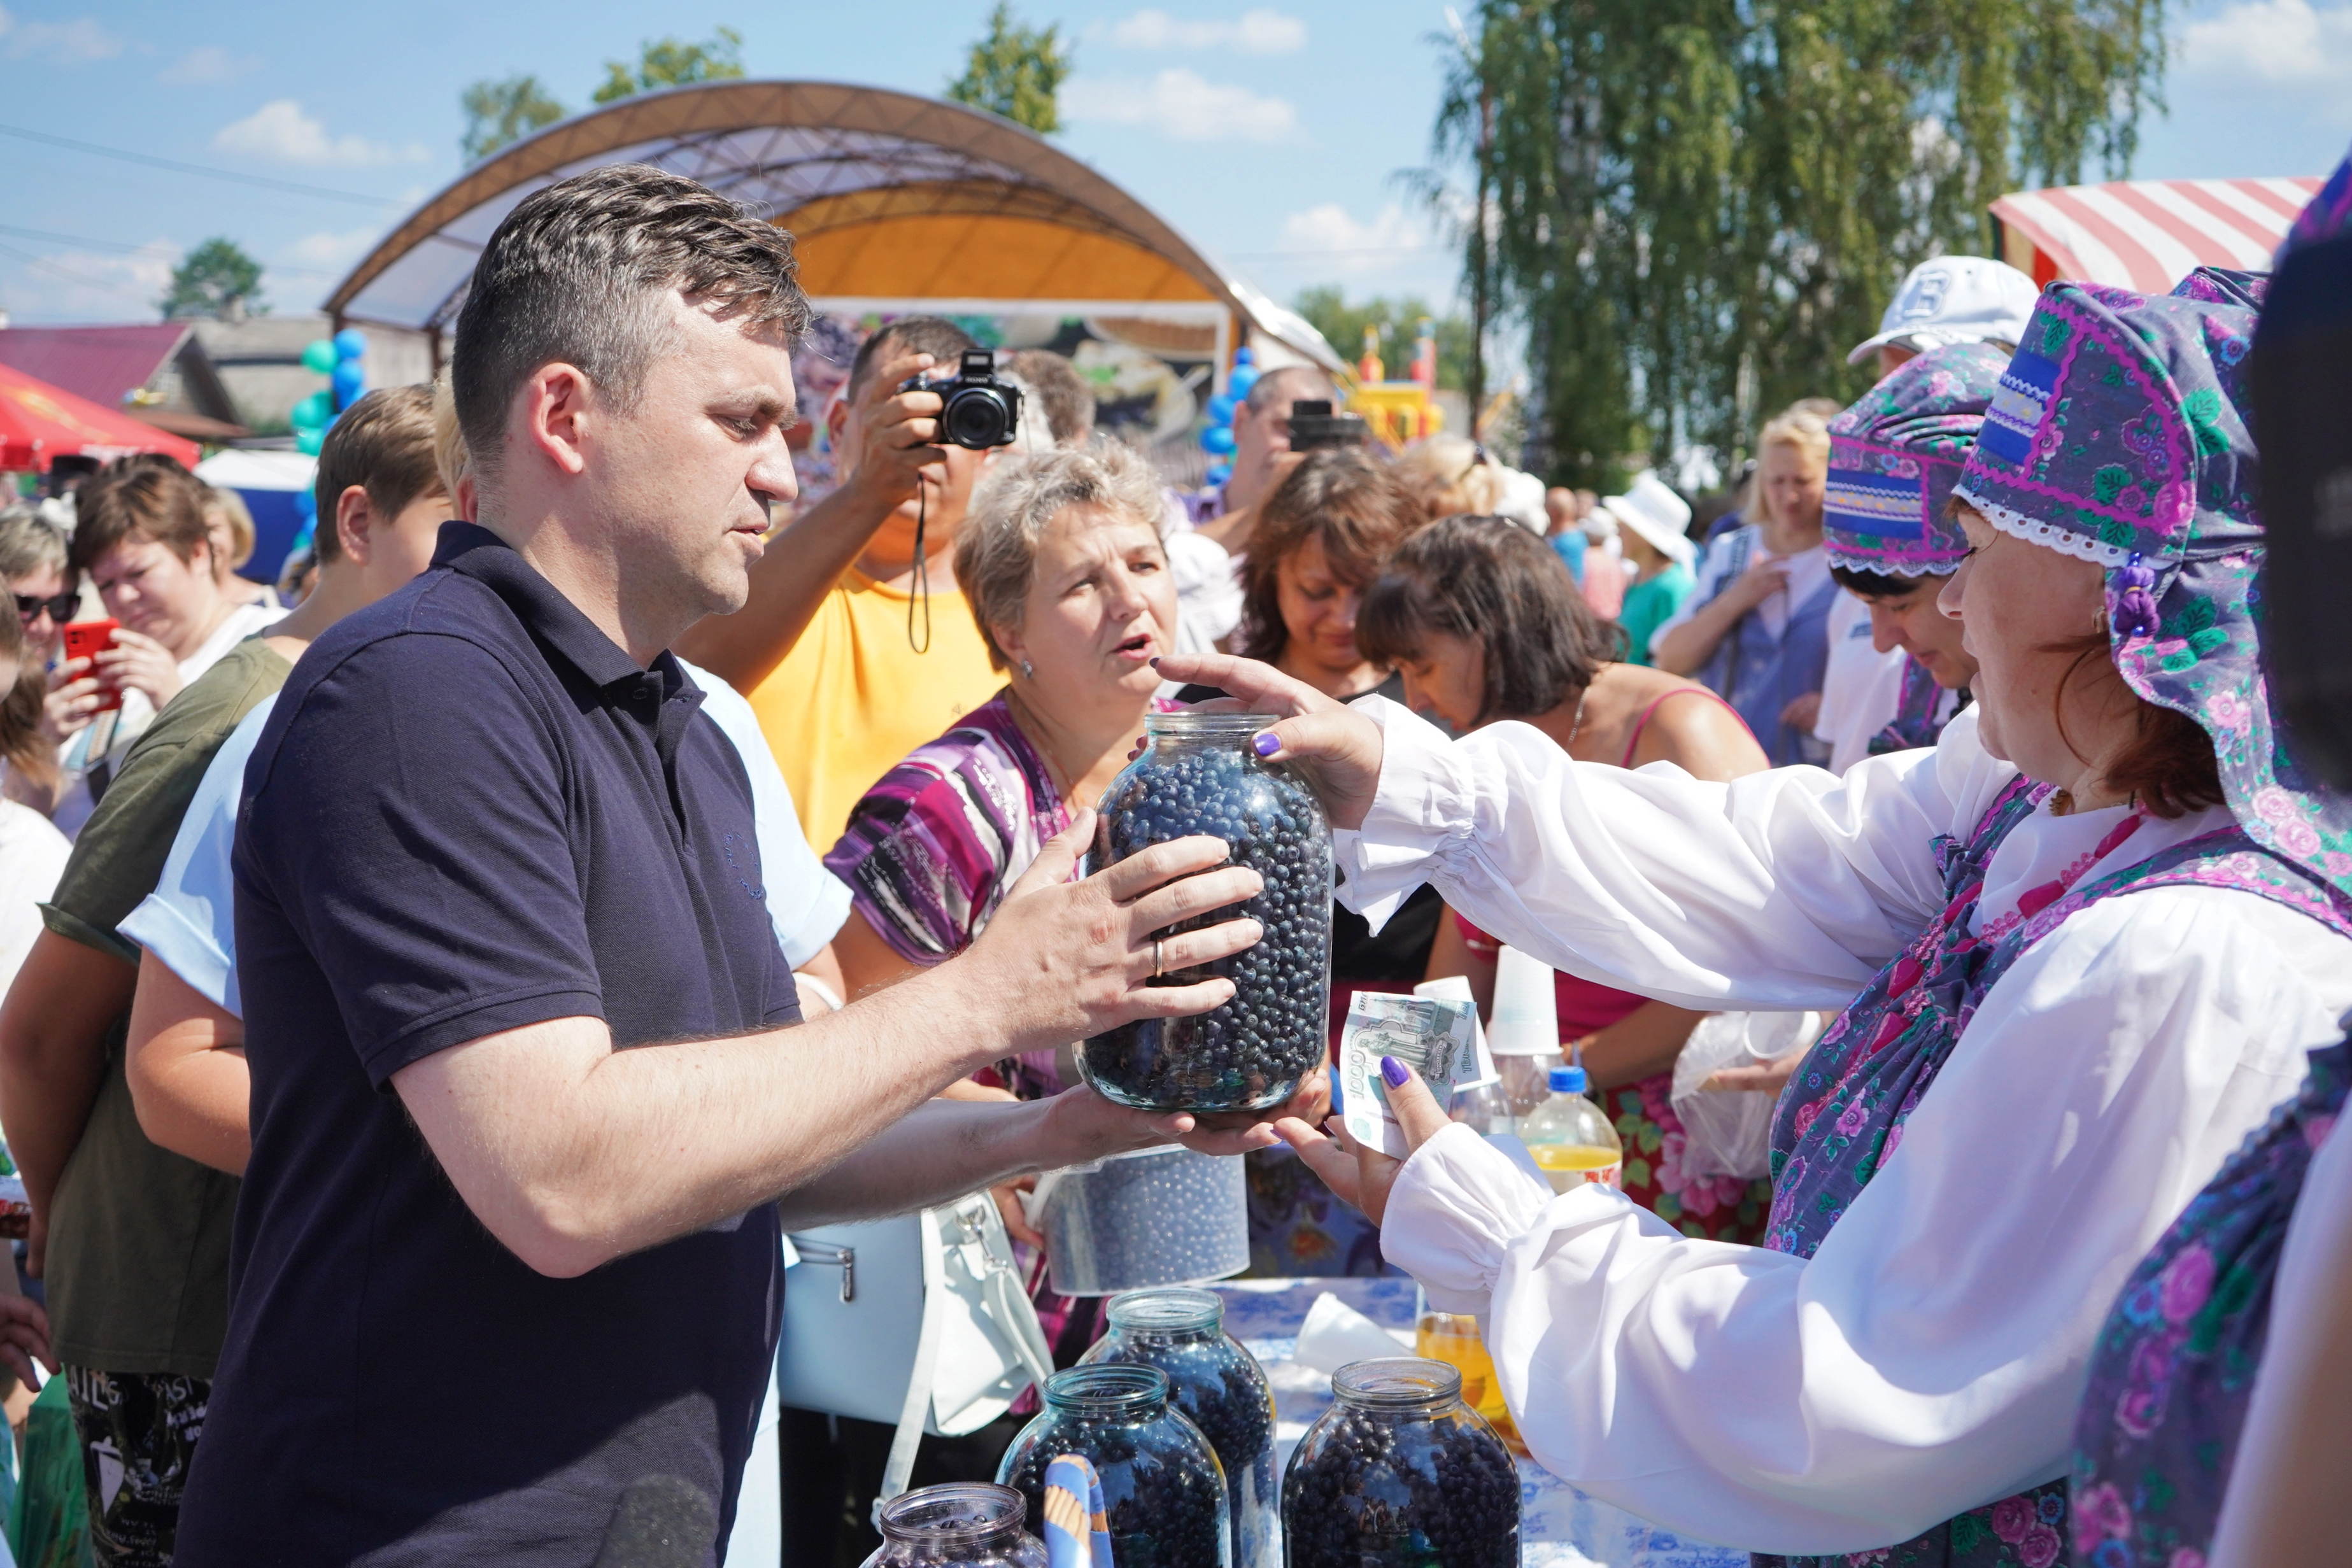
<box><xmin>292</xmin><ymin>390</ymin><xmax>332</xmax><ymax>428</ymax></box>
<box><xmin>295</xmin><ymin>426</ymin><xmax>325</xmax><ymax>456</ymax></box>
<box><xmin>301</xmin><ymin>339</ymin><xmax>338</xmax><ymax>374</ymax></box>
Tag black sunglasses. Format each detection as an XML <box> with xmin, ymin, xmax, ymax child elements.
<box><xmin>14</xmin><ymin>591</ymin><xmax>76</xmax><ymax>623</ymax></box>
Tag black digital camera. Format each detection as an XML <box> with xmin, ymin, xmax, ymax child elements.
<box><xmin>1287</xmin><ymin>398</ymin><xmax>1370</xmax><ymax>451</ymax></box>
<box><xmin>901</xmin><ymin>349</ymin><xmax>1023</xmax><ymax>450</ymax></box>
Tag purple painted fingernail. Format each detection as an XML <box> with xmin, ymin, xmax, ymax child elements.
<box><xmin>1380</xmin><ymin>1055</ymin><xmax>1410</xmax><ymax>1088</ymax></box>
<box><xmin>1149</xmin><ymin>656</ymin><xmax>1163</xmax><ymax>669</ymax></box>
<box><xmin>1252</xmin><ymin>731</ymin><xmax>1280</xmax><ymax>757</ymax></box>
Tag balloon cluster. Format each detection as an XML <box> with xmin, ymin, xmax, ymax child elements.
<box><xmin>291</xmin><ymin>329</ymin><xmax>369</xmax><ymax>457</ymax></box>
<box><xmin>1197</xmin><ymin>347</ymin><xmax>1261</xmax><ymax>490</ymax></box>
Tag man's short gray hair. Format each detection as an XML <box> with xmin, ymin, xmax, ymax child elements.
<box><xmin>451</xmin><ymin>164</ymin><xmax>811</xmax><ymax>487</ymax></box>
<box><xmin>955</xmin><ymin>441</ymin><xmax>1168</xmax><ymax>671</ymax></box>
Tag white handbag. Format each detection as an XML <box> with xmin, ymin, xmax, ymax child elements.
<box><xmin>779</xmin><ymin>1190</ymin><xmax>1054</xmax><ymax>1508</ymax></box>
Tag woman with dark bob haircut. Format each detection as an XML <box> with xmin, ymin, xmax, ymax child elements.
<box><xmin>1359</xmin><ymin>512</ymin><xmax>1778</xmax><ymax>1243</ymax></box>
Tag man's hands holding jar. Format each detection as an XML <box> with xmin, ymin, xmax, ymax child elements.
<box><xmin>1145</xmin><ymin>653</ymin><xmax>1386</xmax><ymax>830</ymax></box>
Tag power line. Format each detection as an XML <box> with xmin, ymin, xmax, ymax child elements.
<box><xmin>0</xmin><ymin>123</ymin><xmax>402</xmax><ymax>208</ymax></box>
<box><xmin>0</xmin><ymin>222</ymin><xmax>342</xmax><ymax>280</ymax></box>
<box><xmin>0</xmin><ymin>240</ymin><xmax>160</xmax><ymax>306</ymax></box>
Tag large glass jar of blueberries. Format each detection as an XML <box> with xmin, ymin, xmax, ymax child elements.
<box><xmin>1282</xmin><ymin>1357</ymin><xmax>1520</xmax><ymax>1568</ymax></box>
<box><xmin>996</xmin><ymin>1364</ymin><xmax>1231</xmax><ymax>1568</ymax></box>
<box><xmin>1080</xmin><ymin>1288</ymin><xmax>1276</xmax><ymax>1568</ymax></box>
<box><xmin>1082</xmin><ymin>710</ymin><xmax>1332</xmax><ymax>1112</ymax></box>
<box><xmin>861</xmin><ymin>1483</ymin><xmax>1047</xmax><ymax>1568</ymax></box>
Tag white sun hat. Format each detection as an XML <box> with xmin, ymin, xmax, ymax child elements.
<box><xmin>1846</xmin><ymin>256</ymin><xmax>2041</xmax><ymax>366</ymax></box>
<box><xmin>1596</xmin><ymin>472</ymin><xmax>1695</xmax><ymax>567</ymax></box>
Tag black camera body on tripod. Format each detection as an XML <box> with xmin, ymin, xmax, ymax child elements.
<box><xmin>900</xmin><ymin>349</ymin><xmax>1024</xmax><ymax>450</ymax></box>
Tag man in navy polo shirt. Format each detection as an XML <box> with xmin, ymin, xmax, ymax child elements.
<box><xmin>173</xmin><ymin>165</ymin><xmax>1271</xmax><ymax>1565</ymax></box>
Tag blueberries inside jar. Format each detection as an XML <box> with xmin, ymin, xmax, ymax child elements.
<box><xmin>1283</xmin><ymin>1357</ymin><xmax>1519</xmax><ymax>1568</ymax></box>
<box><xmin>1082</xmin><ymin>712</ymin><xmax>1333</xmax><ymax>1113</ymax></box>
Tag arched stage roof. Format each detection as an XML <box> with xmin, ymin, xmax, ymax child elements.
<box><xmin>326</xmin><ymin>80</ymin><xmax>1342</xmax><ymax>374</ymax></box>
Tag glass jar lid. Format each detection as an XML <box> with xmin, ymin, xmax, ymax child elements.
<box><xmin>1042</xmin><ymin>1362</ymin><xmax>1171</xmax><ymax>1416</ymax></box>
<box><xmin>1105</xmin><ymin>1287</ymin><xmax>1224</xmax><ymax>1338</ymax></box>
<box><xmin>1332</xmin><ymin>1357</ymin><xmax>1464</xmax><ymax>1410</ymax></box>
<box><xmin>874</xmin><ymin>1481</ymin><xmax>1028</xmax><ymax>1546</ymax></box>
<box><xmin>1144</xmin><ymin>710</ymin><xmax>1265</xmax><ymax>739</ymax></box>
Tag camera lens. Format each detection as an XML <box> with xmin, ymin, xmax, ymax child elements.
<box><xmin>943</xmin><ymin>387</ymin><xmax>1014</xmax><ymax>449</ymax></box>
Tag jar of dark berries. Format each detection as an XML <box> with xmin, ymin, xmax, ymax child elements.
<box><xmin>1080</xmin><ymin>1288</ymin><xmax>1276</xmax><ymax>1568</ymax></box>
<box><xmin>997</xmin><ymin>1363</ymin><xmax>1231</xmax><ymax>1568</ymax></box>
<box><xmin>1083</xmin><ymin>710</ymin><xmax>1332</xmax><ymax>1112</ymax></box>
<box><xmin>1282</xmin><ymin>1357</ymin><xmax>1520</xmax><ymax>1568</ymax></box>
<box><xmin>861</xmin><ymin>1483</ymin><xmax>1047</xmax><ymax>1568</ymax></box>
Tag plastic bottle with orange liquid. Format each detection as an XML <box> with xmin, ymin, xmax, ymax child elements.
<box><xmin>1516</xmin><ymin>1061</ymin><xmax>1623</xmax><ymax>1192</ymax></box>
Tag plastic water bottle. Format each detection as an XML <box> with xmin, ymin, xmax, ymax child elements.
<box><xmin>1515</xmin><ymin>1064</ymin><xmax>1622</xmax><ymax>1192</ymax></box>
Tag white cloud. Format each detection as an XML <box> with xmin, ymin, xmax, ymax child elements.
<box><xmin>212</xmin><ymin>99</ymin><xmax>427</xmax><ymax>167</ymax></box>
<box><xmin>0</xmin><ymin>240</ymin><xmax>178</xmax><ymax>323</ymax></box>
<box><xmin>2178</xmin><ymin>0</ymin><xmax>2352</xmax><ymax>82</ymax></box>
<box><xmin>1063</xmin><ymin>69</ymin><xmax>1296</xmax><ymax>141</ymax></box>
<box><xmin>0</xmin><ymin>5</ymin><xmax>122</xmax><ymax>62</ymax></box>
<box><xmin>159</xmin><ymin>44</ymin><xmax>255</xmax><ymax>84</ymax></box>
<box><xmin>1274</xmin><ymin>201</ymin><xmax>1436</xmax><ymax>272</ymax></box>
<box><xmin>285</xmin><ymin>227</ymin><xmax>379</xmax><ymax>271</ymax></box>
<box><xmin>1105</xmin><ymin>7</ymin><xmax>1307</xmax><ymax>53</ymax></box>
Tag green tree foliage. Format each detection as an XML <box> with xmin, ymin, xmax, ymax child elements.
<box><xmin>159</xmin><ymin>238</ymin><xmax>265</xmax><ymax>321</ymax></box>
<box><xmin>1428</xmin><ymin>0</ymin><xmax>2165</xmax><ymax>486</ymax></box>
<box><xmin>946</xmin><ymin>3</ymin><xmax>1073</xmax><ymax>134</ymax></box>
<box><xmin>592</xmin><ymin>26</ymin><xmax>747</xmax><ymax>106</ymax></box>
<box><xmin>461</xmin><ymin>73</ymin><xmax>568</xmax><ymax>162</ymax></box>
<box><xmin>1293</xmin><ymin>286</ymin><xmax>1476</xmax><ymax>390</ymax></box>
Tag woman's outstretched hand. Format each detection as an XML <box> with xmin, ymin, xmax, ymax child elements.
<box><xmin>1149</xmin><ymin>653</ymin><xmax>1385</xmax><ymax>830</ymax></box>
<box><xmin>1272</xmin><ymin>1056</ymin><xmax>1449</xmax><ymax>1227</ymax></box>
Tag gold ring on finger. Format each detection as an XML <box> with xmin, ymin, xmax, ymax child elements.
<box><xmin>1152</xmin><ymin>936</ymin><xmax>1165</xmax><ymax>978</ymax></box>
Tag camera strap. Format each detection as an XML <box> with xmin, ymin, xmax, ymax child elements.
<box><xmin>906</xmin><ymin>482</ymin><xmax>933</xmax><ymax>654</ymax></box>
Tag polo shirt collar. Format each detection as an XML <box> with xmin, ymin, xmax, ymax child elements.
<box><xmin>432</xmin><ymin>521</ymin><xmax>654</xmax><ymax>695</ymax></box>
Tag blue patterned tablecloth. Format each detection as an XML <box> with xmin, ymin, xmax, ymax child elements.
<box><xmin>1213</xmin><ymin>1276</ymin><xmax>1747</xmax><ymax>1568</ymax></box>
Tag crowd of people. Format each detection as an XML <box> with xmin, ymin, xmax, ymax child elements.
<box><xmin>0</xmin><ymin>141</ymin><xmax>2341</xmax><ymax>1568</ymax></box>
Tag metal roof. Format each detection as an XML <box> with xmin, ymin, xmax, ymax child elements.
<box><xmin>325</xmin><ymin>79</ymin><xmax>1343</xmax><ymax>371</ymax></box>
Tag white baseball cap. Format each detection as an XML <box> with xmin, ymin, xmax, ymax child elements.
<box><xmin>1846</xmin><ymin>257</ymin><xmax>2041</xmax><ymax>366</ymax></box>
<box><xmin>1596</xmin><ymin>472</ymin><xmax>1695</xmax><ymax>567</ymax></box>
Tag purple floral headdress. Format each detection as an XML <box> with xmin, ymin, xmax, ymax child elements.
<box><xmin>1822</xmin><ymin>342</ymin><xmax>2007</xmax><ymax>578</ymax></box>
<box><xmin>1954</xmin><ymin>280</ymin><xmax>2352</xmax><ymax>903</ymax></box>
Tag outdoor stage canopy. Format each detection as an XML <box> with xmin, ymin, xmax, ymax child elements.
<box><xmin>323</xmin><ymin>80</ymin><xmax>1344</xmax><ymax>381</ymax></box>
<box><xmin>1989</xmin><ymin>175</ymin><xmax>2324</xmax><ymax>294</ymax></box>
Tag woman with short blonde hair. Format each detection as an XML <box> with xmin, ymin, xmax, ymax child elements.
<box><xmin>1650</xmin><ymin>404</ymin><xmax>1837</xmax><ymax>762</ymax></box>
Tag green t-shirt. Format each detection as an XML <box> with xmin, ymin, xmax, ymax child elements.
<box><xmin>41</xmin><ymin>635</ymin><xmax>292</xmax><ymax>1378</ymax></box>
<box><xmin>1619</xmin><ymin>562</ymin><xmax>1696</xmax><ymax>668</ymax></box>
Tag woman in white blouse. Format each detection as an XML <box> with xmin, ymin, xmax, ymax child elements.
<box><xmin>1156</xmin><ymin>281</ymin><xmax>2352</xmax><ymax>1565</ymax></box>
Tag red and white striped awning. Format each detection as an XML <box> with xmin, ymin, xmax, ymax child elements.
<box><xmin>1988</xmin><ymin>177</ymin><xmax>2325</xmax><ymax>293</ymax></box>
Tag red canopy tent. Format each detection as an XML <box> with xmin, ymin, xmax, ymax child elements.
<box><xmin>0</xmin><ymin>359</ymin><xmax>200</xmax><ymax>473</ymax></box>
<box><xmin>1988</xmin><ymin>176</ymin><xmax>2324</xmax><ymax>293</ymax></box>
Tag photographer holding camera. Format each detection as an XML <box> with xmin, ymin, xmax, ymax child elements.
<box><xmin>677</xmin><ymin>320</ymin><xmax>1036</xmax><ymax>851</ymax></box>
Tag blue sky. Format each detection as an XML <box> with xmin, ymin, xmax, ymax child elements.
<box><xmin>1</xmin><ymin>0</ymin><xmax>2346</xmax><ymax>331</ymax></box>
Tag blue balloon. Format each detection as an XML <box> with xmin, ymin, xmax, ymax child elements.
<box><xmin>331</xmin><ymin>360</ymin><xmax>367</xmax><ymax>409</ymax></box>
<box><xmin>1200</xmin><ymin>425</ymin><xmax>1236</xmax><ymax>456</ymax></box>
<box><xmin>1205</xmin><ymin>462</ymin><xmax>1233</xmax><ymax>488</ymax></box>
<box><xmin>1207</xmin><ymin>393</ymin><xmax>1238</xmax><ymax>425</ymax></box>
<box><xmin>333</xmin><ymin>328</ymin><xmax>369</xmax><ymax>361</ymax></box>
<box><xmin>1233</xmin><ymin>346</ymin><xmax>1255</xmax><ymax>367</ymax></box>
<box><xmin>1228</xmin><ymin>365</ymin><xmax>1261</xmax><ymax>402</ymax></box>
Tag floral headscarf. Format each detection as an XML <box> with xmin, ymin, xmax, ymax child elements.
<box><xmin>1955</xmin><ymin>281</ymin><xmax>2352</xmax><ymax>902</ymax></box>
<box><xmin>1823</xmin><ymin>341</ymin><xmax>2007</xmax><ymax>577</ymax></box>
<box><xmin>2285</xmin><ymin>138</ymin><xmax>2352</xmax><ymax>255</ymax></box>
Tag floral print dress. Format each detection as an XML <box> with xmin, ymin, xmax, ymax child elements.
<box><xmin>2069</xmin><ymin>1035</ymin><xmax>2350</xmax><ymax>1568</ymax></box>
<box><xmin>1755</xmin><ymin>779</ymin><xmax>2352</xmax><ymax>1568</ymax></box>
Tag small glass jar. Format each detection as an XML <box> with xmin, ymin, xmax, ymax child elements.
<box><xmin>996</xmin><ymin>1363</ymin><xmax>1230</xmax><ymax>1568</ymax></box>
<box><xmin>1080</xmin><ymin>1287</ymin><xmax>1276</xmax><ymax>1568</ymax></box>
<box><xmin>860</xmin><ymin>1483</ymin><xmax>1047</xmax><ymax>1568</ymax></box>
<box><xmin>1282</xmin><ymin>1357</ymin><xmax>1520</xmax><ymax>1568</ymax></box>
<box><xmin>1082</xmin><ymin>710</ymin><xmax>1333</xmax><ymax>1112</ymax></box>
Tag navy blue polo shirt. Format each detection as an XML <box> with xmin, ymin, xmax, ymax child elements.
<box><xmin>176</xmin><ymin>524</ymin><xmax>800</xmax><ymax>1565</ymax></box>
